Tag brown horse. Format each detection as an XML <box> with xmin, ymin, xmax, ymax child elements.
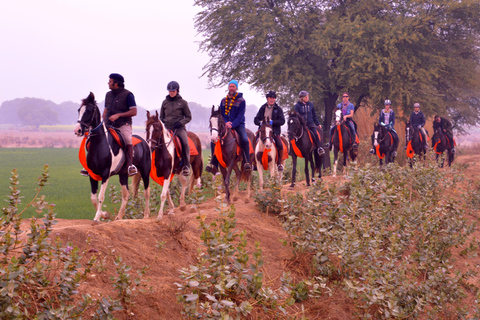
<box><xmin>405</xmin><ymin>121</ymin><xmax>427</xmax><ymax>168</ymax></box>
<box><xmin>146</xmin><ymin>110</ymin><xmax>203</xmax><ymax>219</ymax></box>
<box><xmin>331</xmin><ymin>109</ymin><xmax>358</xmax><ymax>177</ymax></box>
<box><xmin>209</xmin><ymin>106</ymin><xmax>255</xmax><ymax>203</ymax></box>
<box><xmin>431</xmin><ymin>127</ymin><xmax>455</xmax><ymax>167</ymax></box>
<box><xmin>255</xmin><ymin>117</ymin><xmax>289</xmax><ymax>191</ymax></box>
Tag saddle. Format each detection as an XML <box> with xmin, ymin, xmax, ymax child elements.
<box><xmin>86</xmin><ymin>127</ymin><xmax>141</xmax><ymax>151</ymax></box>
<box><xmin>167</xmin><ymin>130</ymin><xmax>199</xmax><ymax>158</ymax></box>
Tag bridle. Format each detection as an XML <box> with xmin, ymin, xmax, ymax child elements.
<box><xmin>374</xmin><ymin>125</ymin><xmax>387</xmax><ymax>144</ymax></box>
<box><xmin>287</xmin><ymin>116</ymin><xmax>304</xmax><ymax>141</ymax></box>
<box><xmin>259</xmin><ymin>123</ymin><xmax>273</xmax><ymax>144</ymax></box>
<box><xmin>146</xmin><ymin>120</ymin><xmax>174</xmax><ymax>150</ymax></box>
<box><xmin>77</xmin><ymin>103</ymin><xmax>100</xmax><ymax>136</ymax></box>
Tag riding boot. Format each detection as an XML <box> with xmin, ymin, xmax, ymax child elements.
<box><xmin>181</xmin><ymin>149</ymin><xmax>191</xmax><ymax>176</ymax></box>
<box><xmin>206</xmin><ymin>142</ymin><xmax>219</xmax><ymax>174</ymax></box>
<box><xmin>241</xmin><ymin>139</ymin><xmax>252</xmax><ymax>171</ymax></box>
<box><xmin>126</xmin><ymin>144</ymin><xmax>138</xmax><ymax>176</ymax></box>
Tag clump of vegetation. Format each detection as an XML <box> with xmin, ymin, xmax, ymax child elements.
<box><xmin>280</xmin><ymin>161</ymin><xmax>480</xmax><ymax>318</ymax></box>
<box><xmin>254</xmin><ymin>178</ymin><xmax>284</xmax><ymax>214</ymax></box>
<box><xmin>0</xmin><ymin>166</ymin><xmax>149</xmax><ymax>319</ymax></box>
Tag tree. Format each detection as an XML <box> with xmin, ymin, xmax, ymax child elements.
<box><xmin>194</xmin><ymin>0</ymin><xmax>480</xmax><ymax>136</ymax></box>
<box><xmin>17</xmin><ymin>104</ymin><xmax>59</xmax><ymax>128</ymax></box>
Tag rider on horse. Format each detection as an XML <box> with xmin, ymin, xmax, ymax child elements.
<box><xmin>407</xmin><ymin>103</ymin><xmax>428</xmax><ymax>150</ymax></box>
<box><xmin>326</xmin><ymin>92</ymin><xmax>358</xmax><ymax>150</ymax></box>
<box><xmin>294</xmin><ymin>91</ymin><xmax>325</xmax><ymax>155</ymax></box>
<box><xmin>433</xmin><ymin>115</ymin><xmax>455</xmax><ymax>153</ymax></box>
<box><xmin>254</xmin><ymin>90</ymin><xmax>286</xmax><ymax>171</ymax></box>
<box><xmin>103</xmin><ymin>73</ymin><xmax>138</xmax><ymax>176</ymax></box>
<box><xmin>369</xmin><ymin>99</ymin><xmax>399</xmax><ymax>157</ymax></box>
<box><xmin>205</xmin><ymin>79</ymin><xmax>252</xmax><ymax>174</ymax></box>
<box><xmin>160</xmin><ymin>81</ymin><xmax>192</xmax><ymax>176</ymax></box>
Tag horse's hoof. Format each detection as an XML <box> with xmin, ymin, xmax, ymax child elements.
<box><xmin>189</xmin><ymin>207</ymin><xmax>196</xmax><ymax>213</ymax></box>
<box><xmin>156</xmin><ymin>215</ymin><xmax>163</xmax><ymax>220</ymax></box>
<box><xmin>233</xmin><ymin>196</ymin><xmax>238</xmax><ymax>202</ymax></box>
<box><xmin>167</xmin><ymin>210</ymin><xmax>175</xmax><ymax>215</ymax></box>
<box><xmin>91</xmin><ymin>220</ymin><xmax>100</xmax><ymax>226</ymax></box>
<box><xmin>101</xmin><ymin>211</ymin><xmax>110</xmax><ymax>220</ymax></box>
<box><xmin>244</xmin><ymin>198</ymin><xmax>250</xmax><ymax>204</ymax></box>
<box><xmin>180</xmin><ymin>206</ymin><xmax>186</xmax><ymax>212</ymax></box>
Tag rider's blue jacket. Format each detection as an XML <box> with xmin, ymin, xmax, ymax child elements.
<box><xmin>294</xmin><ymin>101</ymin><xmax>320</xmax><ymax>127</ymax></box>
<box><xmin>409</xmin><ymin>111</ymin><xmax>426</xmax><ymax>127</ymax></box>
<box><xmin>379</xmin><ymin>109</ymin><xmax>395</xmax><ymax>128</ymax></box>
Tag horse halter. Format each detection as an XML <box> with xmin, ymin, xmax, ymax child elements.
<box><xmin>210</xmin><ymin>113</ymin><xmax>227</xmax><ymax>142</ymax></box>
<box><xmin>259</xmin><ymin>124</ymin><xmax>273</xmax><ymax>144</ymax></box>
<box><xmin>146</xmin><ymin>121</ymin><xmax>166</xmax><ymax>149</ymax></box>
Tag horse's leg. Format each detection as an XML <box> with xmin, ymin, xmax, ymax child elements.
<box><xmin>333</xmin><ymin>149</ymin><xmax>338</xmax><ymax>177</ymax></box>
<box><xmin>89</xmin><ymin>177</ymin><xmax>99</xmax><ymax>211</ymax></box>
<box><xmin>231</xmin><ymin>164</ymin><xmax>241</xmax><ymax>202</ymax></box>
<box><xmin>131</xmin><ymin>174</ymin><xmax>141</xmax><ymax>198</ymax></box>
<box><xmin>342</xmin><ymin>151</ymin><xmax>348</xmax><ymax>176</ymax></box>
<box><xmin>304</xmin><ymin>157</ymin><xmax>311</xmax><ymax>186</ymax></box>
<box><xmin>93</xmin><ymin>178</ymin><xmax>111</xmax><ymax>221</ymax></box>
<box><xmin>178</xmin><ymin>175</ymin><xmax>188</xmax><ymax>211</ymax></box>
<box><xmin>115</xmin><ymin>174</ymin><xmax>130</xmax><ymax>220</ymax></box>
<box><xmin>157</xmin><ymin>178</ymin><xmax>171</xmax><ymax>220</ymax></box>
<box><xmin>258</xmin><ymin>164</ymin><xmax>265</xmax><ymax>192</ymax></box>
<box><xmin>290</xmin><ymin>155</ymin><xmax>297</xmax><ymax>188</ymax></box>
<box><xmin>244</xmin><ymin>170</ymin><xmax>252</xmax><ymax>204</ymax></box>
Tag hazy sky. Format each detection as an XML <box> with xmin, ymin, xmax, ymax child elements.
<box><xmin>0</xmin><ymin>0</ymin><xmax>266</xmax><ymax>110</ymax></box>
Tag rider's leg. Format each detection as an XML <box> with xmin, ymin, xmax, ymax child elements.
<box><xmin>420</xmin><ymin>127</ymin><xmax>428</xmax><ymax>149</ymax></box>
<box><xmin>236</xmin><ymin>126</ymin><xmax>252</xmax><ymax>171</ymax></box>
<box><xmin>325</xmin><ymin>126</ymin><xmax>334</xmax><ymax>149</ymax></box>
<box><xmin>309</xmin><ymin>126</ymin><xmax>325</xmax><ymax>155</ymax></box>
<box><xmin>273</xmin><ymin>134</ymin><xmax>284</xmax><ymax>170</ymax></box>
<box><xmin>206</xmin><ymin>141</ymin><xmax>219</xmax><ymax>174</ymax></box>
<box><xmin>177</xmin><ymin>128</ymin><xmax>191</xmax><ymax>176</ymax></box>
<box><xmin>348</xmin><ymin>121</ymin><xmax>358</xmax><ymax>147</ymax></box>
<box><xmin>119</xmin><ymin>124</ymin><xmax>137</xmax><ymax>176</ymax></box>
<box><xmin>446</xmin><ymin>132</ymin><xmax>455</xmax><ymax>152</ymax></box>
<box><xmin>392</xmin><ymin>130</ymin><xmax>399</xmax><ymax>157</ymax></box>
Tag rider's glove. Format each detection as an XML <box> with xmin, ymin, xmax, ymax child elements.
<box><xmin>173</xmin><ymin>122</ymin><xmax>182</xmax><ymax>129</ymax></box>
<box><xmin>417</xmin><ymin>125</ymin><xmax>422</xmax><ymax>129</ymax></box>
<box><xmin>269</xmin><ymin>120</ymin><xmax>273</xmax><ymax>125</ymax></box>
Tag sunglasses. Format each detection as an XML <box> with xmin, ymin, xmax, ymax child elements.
<box><xmin>342</xmin><ymin>95</ymin><xmax>349</xmax><ymax>98</ymax></box>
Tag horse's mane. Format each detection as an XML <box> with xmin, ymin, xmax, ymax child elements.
<box><xmin>82</xmin><ymin>92</ymin><xmax>97</xmax><ymax>107</ymax></box>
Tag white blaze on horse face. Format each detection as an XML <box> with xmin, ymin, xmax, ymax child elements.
<box><xmin>147</xmin><ymin>125</ymin><xmax>154</xmax><ymax>149</ymax></box>
<box><xmin>374</xmin><ymin>131</ymin><xmax>379</xmax><ymax>147</ymax></box>
<box><xmin>74</xmin><ymin>105</ymin><xmax>86</xmax><ymax>136</ymax></box>
<box><xmin>264</xmin><ymin>126</ymin><xmax>273</xmax><ymax>148</ymax></box>
<box><xmin>335</xmin><ymin>109</ymin><xmax>342</xmax><ymax>125</ymax></box>
<box><xmin>210</xmin><ymin>117</ymin><xmax>219</xmax><ymax>143</ymax></box>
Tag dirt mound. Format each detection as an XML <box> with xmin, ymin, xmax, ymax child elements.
<box><xmin>44</xmin><ymin>156</ymin><xmax>480</xmax><ymax>319</ymax></box>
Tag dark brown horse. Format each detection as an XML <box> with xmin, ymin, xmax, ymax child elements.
<box><xmin>331</xmin><ymin>109</ymin><xmax>358</xmax><ymax>177</ymax></box>
<box><xmin>209</xmin><ymin>106</ymin><xmax>255</xmax><ymax>203</ymax></box>
<box><xmin>287</xmin><ymin>111</ymin><xmax>323</xmax><ymax>188</ymax></box>
<box><xmin>74</xmin><ymin>92</ymin><xmax>151</xmax><ymax>221</ymax></box>
<box><xmin>255</xmin><ymin>117</ymin><xmax>289</xmax><ymax>191</ymax></box>
<box><xmin>371</xmin><ymin>123</ymin><xmax>397</xmax><ymax>165</ymax></box>
<box><xmin>431</xmin><ymin>127</ymin><xmax>455</xmax><ymax>167</ymax></box>
<box><xmin>405</xmin><ymin>121</ymin><xmax>427</xmax><ymax>168</ymax></box>
<box><xmin>146</xmin><ymin>110</ymin><xmax>203</xmax><ymax>219</ymax></box>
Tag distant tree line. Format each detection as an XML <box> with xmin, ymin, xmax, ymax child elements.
<box><xmin>0</xmin><ymin>98</ymin><xmax>259</xmax><ymax>132</ymax></box>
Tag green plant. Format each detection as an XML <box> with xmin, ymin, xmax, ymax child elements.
<box><xmin>254</xmin><ymin>178</ymin><xmax>284</xmax><ymax>214</ymax></box>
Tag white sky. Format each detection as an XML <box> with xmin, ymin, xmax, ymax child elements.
<box><xmin>0</xmin><ymin>0</ymin><xmax>266</xmax><ymax>110</ymax></box>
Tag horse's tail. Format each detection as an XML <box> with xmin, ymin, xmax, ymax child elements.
<box><xmin>240</xmin><ymin>170</ymin><xmax>250</xmax><ymax>183</ymax></box>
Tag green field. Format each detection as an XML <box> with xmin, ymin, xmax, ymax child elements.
<box><xmin>1</xmin><ymin>148</ymin><xmax>310</xmax><ymax>220</ymax></box>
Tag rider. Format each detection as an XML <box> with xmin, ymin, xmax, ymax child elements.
<box><xmin>408</xmin><ymin>102</ymin><xmax>428</xmax><ymax>150</ymax></box>
<box><xmin>103</xmin><ymin>73</ymin><xmax>138</xmax><ymax>176</ymax></box>
<box><xmin>205</xmin><ymin>79</ymin><xmax>252</xmax><ymax>173</ymax></box>
<box><xmin>433</xmin><ymin>115</ymin><xmax>455</xmax><ymax>153</ymax></box>
<box><xmin>326</xmin><ymin>92</ymin><xmax>358</xmax><ymax>149</ymax></box>
<box><xmin>293</xmin><ymin>91</ymin><xmax>325</xmax><ymax>155</ymax></box>
<box><xmin>160</xmin><ymin>81</ymin><xmax>192</xmax><ymax>176</ymax></box>
<box><xmin>369</xmin><ymin>99</ymin><xmax>399</xmax><ymax>157</ymax></box>
<box><xmin>254</xmin><ymin>90</ymin><xmax>286</xmax><ymax>171</ymax></box>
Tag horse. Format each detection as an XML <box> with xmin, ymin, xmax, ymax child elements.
<box><xmin>371</xmin><ymin>123</ymin><xmax>397</xmax><ymax>165</ymax></box>
<box><xmin>209</xmin><ymin>106</ymin><xmax>255</xmax><ymax>203</ymax></box>
<box><xmin>405</xmin><ymin>121</ymin><xmax>427</xmax><ymax>167</ymax></box>
<box><xmin>73</xmin><ymin>92</ymin><xmax>151</xmax><ymax>221</ymax></box>
<box><xmin>255</xmin><ymin>117</ymin><xmax>289</xmax><ymax>191</ymax></box>
<box><xmin>287</xmin><ymin>111</ymin><xmax>323</xmax><ymax>188</ymax></box>
<box><xmin>431</xmin><ymin>127</ymin><xmax>455</xmax><ymax>167</ymax></box>
<box><xmin>145</xmin><ymin>110</ymin><xmax>203</xmax><ymax>219</ymax></box>
<box><xmin>331</xmin><ymin>109</ymin><xmax>358</xmax><ymax>177</ymax></box>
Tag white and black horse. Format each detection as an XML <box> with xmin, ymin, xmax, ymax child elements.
<box><xmin>74</xmin><ymin>92</ymin><xmax>151</xmax><ymax>221</ymax></box>
<box><xmin>145</xmin><ymin>110</ymin><xmax>203</xmax><ymax>219</ymax></box>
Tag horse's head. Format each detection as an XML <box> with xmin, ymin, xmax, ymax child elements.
<box><xmin>74</xmin><ymin>92</ymin><xmax>100</xmax><ymax>137</ymax></box>
<box><xmin>372</xmin><ymin>123</ymin><xmax>387</xmax><ymax>147</ymax></box>
<box><xmin>146</xmin><ymin>110</ymin><xmax>164</xmax><ymax>150</ymax></box>
<box><xmin>335</xmin><ymin>109</ymin><xmax>344</xmax><ymax>125</ymax></box>
<box><xmin>259</xmin><ymin>116</ymin><xmax>274</xmax><ymax>148</ymax></box>
<box><xmin>287</xmin><ymin>111</ymin><xmax>305</xmax><ymax>140</ymax></box>
<box><xmin>209</xmin><ymin>105</ymin><xmax>225</xmax><ymax>143</ymax></box>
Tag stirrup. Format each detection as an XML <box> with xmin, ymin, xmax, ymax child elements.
<box><xmin>324</xmin><ymin>142</ymin><xmax>330</xmax><ymax>148</ymax></box>
<box><xmin>128</xmin><ymin>165</ymin><xmax>138</xmax><ymax>176</ymax></box>
<box><xmin>80</xmin><ymin>169</ymin><xmax>89</xmax><ymax>177</ymax></box>
<box><xmin>277</xmin><ymin>164</ymin><xmax>284</xmax><ymax>172</ymax></box>
<box><xmin>181</xmin><ymin>166</ymin><xmax>190</xmax><ymax>176</ymax></box>
<box><xmin>369</xmin><ymin>149</ymin><xmax>375</xmax><ymax>154</ymax></box>
<box><xmin>451</xmin><ymin>148</ymin><xmax>456</xmax><ymax>154</ymax></box>
<box><xmin>393</xmin><ymin>151</ymin><xmax>397</xmax><ymax>157</ymax></box>
<box><xmin>244</xmin><ymin>163</ymin><xmax>252</xmax><ymax>171</ymax></box>
<box><xmin>317</xmin><ymin>147</ymin><xmax>325</xmax><ymax>155</ymax></box>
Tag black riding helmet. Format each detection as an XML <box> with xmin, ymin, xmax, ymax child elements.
<box><xmin>266</xmin><ymin>90</ymin><xmax>277</xmax><ymax>98</ymax></box>
<box><xmin>167</xmin><ymin>81</ymin><xmax>180</xmax><ymax>92</ymax></box>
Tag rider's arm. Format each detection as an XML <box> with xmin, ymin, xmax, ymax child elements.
<box><xmin>253</xmin><ymin>106</ymin><xmax>264</xmax><ymax>126</ymax></box>
<box><xmin>311</xmin><ymin>104</ymin><xmax>321</xmax><ymax>126</ymax></box>
<box><xmin>273</xmin><ymin>106</ymin><xmax>285</xmax><ymax>127</ymax></box>
<box><xmin>180</xmin><ymin>101</ymin><xmax>192</xmax><ymax>126</ymax></box>
<box><xmin>390</xmin><ymin>111</ymin><xmax>395</xmax><ymax>128</ymax></box>
<box><xmin>420</xmin><ymin>113</ymin><xmax>426</xmax><ymax>127</ymax></box>
<box><xmin>230</xmin><ymin>100</ymin><xmax>246</xmax><ymax>129</ymax></box>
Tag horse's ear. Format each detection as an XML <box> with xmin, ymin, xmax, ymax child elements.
<box><xmin>88</xmin><ymin>92</ymin><xmax>95</xmax><ymax>100</ymax></box>
<box><xmin>211</xmin><ymin>105</ymin><xmax>215</xmax><ymax>113</ymax></box>
<box><xmin>146</xmin><ymin>110</ymin><xmax>150</xmax><ymax>118</ymax></box>
<box><xmin>155</xmin><ymin>110</ymin><xmax>159</xmax><ymax>118</ymax></box>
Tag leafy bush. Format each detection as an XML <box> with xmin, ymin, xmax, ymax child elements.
<box><xmin>280</xmin><ymin>161</ymin><xmax>479</xmax><ymax>318</ymax></box>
